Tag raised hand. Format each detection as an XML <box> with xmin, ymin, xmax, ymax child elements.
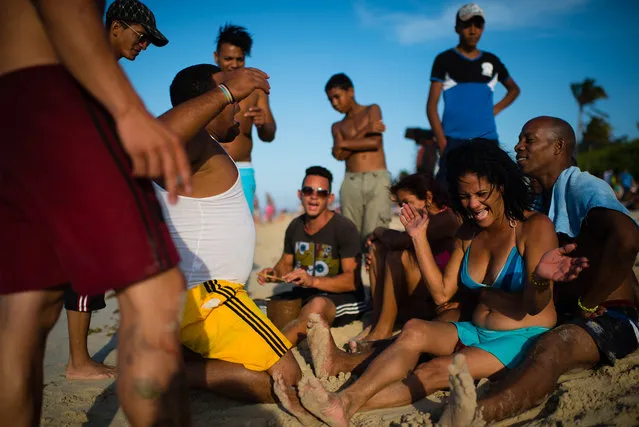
<box><xmin>116</xmin><ymin>107</ymin><xmax>191</xmax><ymax>205</ymax></box>
<box><xmin>244</xmin><ymin>106</ymin><xmax>268</xmax><ymax>127</ymax></box>
<box><xmin>217</xmin><ymin>68</ymin><xmax>270</xmax><ymax>103</ymax></box>
<box><xmin>534</xmin><ymin>243</ymin><xmax>589</xmax><ymax>282</ymax></box>
<box><xmin>399</xmin><ymin>203</ymin><xmax>430</xmax><ymax>238</ymax></box>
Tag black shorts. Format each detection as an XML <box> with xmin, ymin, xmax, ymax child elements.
<box><xmin>63</xmin><ymin>285</ymin><xmax>106</xmax><ymax>312</ymax></box>
<box><xmin>567</xmin><ymin>303</ymin><xmax>639</xmax><ymax>365</ymax></box>
<box><xmin>274</xmin><ymin>287</ymin><xmax>370</xmax><ymax>327</ymax></box>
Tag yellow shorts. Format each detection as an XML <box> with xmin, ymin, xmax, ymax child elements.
<box><xmin>180</xmin><ymin>279</ymin><xmax>291</xmax><ymax>372</ymax></box>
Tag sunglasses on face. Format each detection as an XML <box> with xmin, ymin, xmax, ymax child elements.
<box><xmin>301</xmin><ymin>186</ymin><xmax>330</xmax><ymax>198</ymax></box>
<box><xmin>119</xmin><ymin>20</ymin><xmax>149</xmax><ymax>44</ymax></box>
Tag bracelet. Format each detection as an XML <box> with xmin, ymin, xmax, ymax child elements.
<box><xmin>530</xmin><ymin>272</ymin><xmax>550</xmax><ymax>290</ymax></box>
<box><xmin>218</xmin><ymin>83</ymin><xmax>235</xmax><ymax>104</ymax></box>
<box><xmin>577</xmin><ymin>296</ymin><xmax>599</xmax><ymax>313</ymax></box>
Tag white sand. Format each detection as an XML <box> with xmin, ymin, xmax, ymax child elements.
<box><xmin>39</xmin><ymin>213</ymin><xmax>639</xmax><ymax>426</ymax></box>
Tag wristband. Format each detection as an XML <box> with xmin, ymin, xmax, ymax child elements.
<box><xmin>577</xmin><ymin>296</ymin><xmax>599</xmax><ymax>313</ymax></box>
<box><xmin>530</xmin><ymin>272</ymin><xmax>550</xmax><ymax>290</ymax></box>
<box><xmin>218</xmin><ymin>83</ymin><xmax>235</xmax><ymax>104</ymax></box>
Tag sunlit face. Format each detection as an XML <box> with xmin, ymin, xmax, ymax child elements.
<box><xmin>298</xmin><ymin>175</ymin><xmax>334</xmax><ymax>219</ymax></box>
<box><xmin>515</xmin><ymin>119</ymin><xmax>558</xmax><ymax>178</ymax></box>
<box><xmin>326</xmin><ymin>87</ymin><xmax>354</xmax><ymax>114</ymax></box>
<box><xmin>456</xmin><ymin>173</ymin><xmax>504</xmax><ymax>228</ymax></box>
<box><xmin>214</xmin><ymin>43</ymin><xmax>246</xmax><ymax>72</ymax></box>
<box><xmin>395</xmin><ymin>189</ymin><xmax>428</xmax><ymax>215</ymax></box>
<box><xmin>206</xmin><ymin>100</ymin><xmax>240</xmax><ymax>142</ymax></box>
<box><xmin>455</xmin><ymin>17</ymin><xmax>484</xmax><ymax>49</ymax></box>
<box><xmin>113</xmin><ymin>21</ymin><xmax>150</xmax><ymax>61</ymax></box>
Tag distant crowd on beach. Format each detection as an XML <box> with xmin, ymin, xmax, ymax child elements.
<box><xmin>1</xmin><ymin>1</ymin><xmax>638</xmax><ymax>427</ymax></box>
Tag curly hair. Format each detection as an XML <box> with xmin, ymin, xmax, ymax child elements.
<box><xmin>445</xmin><ymin>139</ymin><xmax>534</xmax><ymax>223</ymax></box>
<box><xmin>390</xmin><ymin>173</ymin><xmax>449</xmax><ymax>208</ymax></box>
<box><xmin>216</xmin><ymin>24</ymin><xmax>252</xmax><ymax>55</ymax></box>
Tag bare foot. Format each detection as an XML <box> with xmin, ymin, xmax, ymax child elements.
<box><xmin>272</xmin><ymin>372</ymin><xmax>322</xmax><ymax>426</ymax></box>
<box><xmin>298</xmin><ymin>375</ymin><xmax>349</xmax><ymax>427</ymax></box>
<box><xmin>307</xmin><ymin>313</ymin><xmax>342</xmax><ymax>378</ymax></box>
<box><xmin>346</xmin><ymin>324</ymin><xmax>371</xmax><ymax>352</ymax></box>
<box><xmin>437</xmin><ymin>354</ymin><xmax>485</xmax><ymax>427</ymax></box>
<box><xmin>66</xmin><ymin>360</ymin><xmax>117</xmax><ymax>380</ymax></box>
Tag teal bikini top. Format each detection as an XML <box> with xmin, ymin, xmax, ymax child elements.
<box><xmin>460</xmin><ymin>243</ymin><xmax>525</xmax><ymax>292</ymax></box>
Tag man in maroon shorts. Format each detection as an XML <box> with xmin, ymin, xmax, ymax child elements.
<box><xmin>0</xmin><ymin>0</ymin><xmax>190</xmax><ymax>425</ymax></box>
<box><xmin>63</xmin><ymin>0</ymin><xmax>171</xmax><ymax>381</ymax></box>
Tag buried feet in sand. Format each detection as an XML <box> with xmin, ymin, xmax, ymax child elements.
<box><xmin>307</xmin><ymin>313</ymin><xmax>354</xmax><ymax>378</ymax></box>
<box><xmin>272</xmin><ymin>372</ymin><xmax>323</xmax><ymax>426</ymax></box>
<box><xmin>437</xmin><ymin>354</ymin><xmax>485</xmax><ymax>427</ymax></box>
<box><xmin>298</xmin><ymin>375</ymin><xmax>350</xmax><ymax>427</ymax></box>
<box><xmin>66</xmin><ymin>359</ymin><xmax>116</xmax><ymax>380</ymax></box>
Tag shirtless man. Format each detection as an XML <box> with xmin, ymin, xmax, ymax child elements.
<box><xmin>214</xmin><ymin>24</ymin><xmax>276</xmax><ymax>213</ymax></box>
<box><xmin>326</xmin><ymin>73</ymin><xmax>391</xmax><ymax>242</ymax></box>
<box><xmin>442</xmin><ymin>116</ymin><xmax>639</xmax><ymax>424</ymax></box>
<box><xmin>0</xmin><ymin>0</ymin><xmax>193</xmax><ymax>425</ymax></box>
<box><xmin>63</xmin><ymin>0</ymin><xmax>170</xmax><ymax>381</ymax></box>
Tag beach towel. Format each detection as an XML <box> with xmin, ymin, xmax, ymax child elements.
<box><xmin>547</xmin><ymin>166</ymin><xmax>634</xmax><ymax>238</ymax></box>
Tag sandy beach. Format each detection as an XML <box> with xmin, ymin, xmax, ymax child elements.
<box><xmin>40</xmin><ymin>212</ymin><xmax>639</xmax><ymax>426</ymax></box>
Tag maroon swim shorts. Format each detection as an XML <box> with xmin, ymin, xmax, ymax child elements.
<box><xmin>0</xmin><ymin>65</ymin><xmax>179</xmax><ymax>296</ymax></box>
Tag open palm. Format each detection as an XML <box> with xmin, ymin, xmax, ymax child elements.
<box><xmin>535</xmin><ymin>244</ymin><xmax>589</xmax><ymax>282</ymax></box>
<box><xmin>399</xmin><ymin>203</ymin><xmax>429</xmax><ymax>238</ymax></box>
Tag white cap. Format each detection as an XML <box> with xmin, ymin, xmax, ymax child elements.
<box><xmin>457</xmin><ymin>3</ymin><xmax>485</xmax><ymax>22</ymax></box>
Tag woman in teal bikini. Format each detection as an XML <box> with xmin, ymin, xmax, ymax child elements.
<box><xmin>297</xmin><ymin>140</ymin><xmax>590</xmax><ymax>426</ymax></box>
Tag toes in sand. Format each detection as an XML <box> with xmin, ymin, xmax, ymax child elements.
<box><xmin>307</xmin><ymin>313</ymin><xmax>337</xmax><ymax>378</ymax></box>
<box><xmin>298</xmin><ymin>375</ymin><xmax>349</xmax><ymax>427</ymax></box>
<box><xmin>65</xmin><ymin>361</ymin><xmax>117</xmax><ymax>381</ymax></box>
<box><xmin>437</xmin><ymin>354</ymin><xmax>485</xmax><ymax>427</ymax></box>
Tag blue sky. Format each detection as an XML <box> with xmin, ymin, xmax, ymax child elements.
<box><xmin>119</xmin><ymin>0</ymin><xmax>639</xmax><ymax>211</ymax></box>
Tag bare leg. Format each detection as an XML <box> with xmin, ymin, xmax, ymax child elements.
<box><xmin>438</xmin><ymin>354</ymin><xmax>484</xmax><ymax>427</ymax></box>
<box><xmin>300</xmin><ymin>319</ymin><xmax>460</xmax><ymax>425</ymax></box>
<box><xmin>116</xmin><ymin>267</ymin><xmax>189</xmax><ymax>426</ymax></box>
<box><xmin>184</xmin><ymin>355</ymin><xmax>275</xmax><ymax>402</ymax></box>
<box><xmin>280</xmin><ymin>296</ymin><xmax>336</xmax><ymax>346</ymax></box>
<box><xmin>0</xmin><ymin>289</ymin><xmax>64</xmax><ymax>427</ymax></box>
<box><xmin>476</xmin><ymin>324</ymin><xmax>600</xmax><ymax>422</ymax></box>
<box><xmin>307</xmin><ymin>313</ymin><xmax>378</xmax><ymax>378</ymax></box>
<box><xmin>66</xmin><ymin>310</ymin><xmax>116</xmax><ymax>380</ymax></box>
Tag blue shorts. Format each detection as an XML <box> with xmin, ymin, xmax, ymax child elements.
<box><xmin>453</xmin><ymin>321</ymin><xmax>550</xmax><ymax>369</ymax></box>
<box><xmin>237</xmin><ymin>164</ymin><xmax>256</xmax><ymax>215</ymax></box>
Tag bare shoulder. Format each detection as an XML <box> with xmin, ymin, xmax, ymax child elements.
<box><xmin>367</xmin><ymin>103</ymin><xmax>382</xmax><ymax>114</ymax></box>
<box><xmin>521</xmin><ymin>211</ymin><xmax>555</xmax><ymax>236</ymax></box>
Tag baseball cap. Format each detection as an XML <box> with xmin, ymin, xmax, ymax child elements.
<box><xmin>106</xmin><ymin>0</ymin><xmax>168</xmax><ymax>47</ymax></box>
<box><xmin>457</xmin><ymin>3</ymin><xmax>485</xmax><ymax>22</ymax></box>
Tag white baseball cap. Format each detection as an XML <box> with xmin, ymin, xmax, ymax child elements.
<box><xmin>457</xmin><ymin>3</ymin><xmax>485</xmax><ymax>22</ymax></box>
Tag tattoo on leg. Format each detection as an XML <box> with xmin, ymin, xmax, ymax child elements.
<box><xmin>133</xmin><ymin>378</ymin><xmax>164</xmax><ymax>400</ymax></box>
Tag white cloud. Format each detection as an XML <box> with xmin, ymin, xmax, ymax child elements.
<box><xmin>355</xmin><ymin>0</ymin><xmax>592</xmax><ymax>44</ymax></box>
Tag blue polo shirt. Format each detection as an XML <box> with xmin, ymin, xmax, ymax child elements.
<box><xmin>430</xmin><ymin>49</ymin><xmax>511</xmax><ymax>140</ymax></box>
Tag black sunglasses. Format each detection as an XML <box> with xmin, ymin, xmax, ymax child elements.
<box><xmin>301</xmin><ymin>186</ymin><xmax>330</xmax><ymax>198</ymax></box>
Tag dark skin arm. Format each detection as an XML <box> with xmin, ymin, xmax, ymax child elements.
<box><xmin>331</xmin><ymin>105</ymin><xmax>384</xmax><ymax>160</ymax></box>
<box><xmin>493</xmin><ymin>77</ymin><xmax>520</xmax><ymax>116</ymax></box>
<box><xmin>574</xmin><ymin>208</ymin><xmax>639</xmax><ymax>309</ymax></box>
<box><xmin>256</xmin><ymin>253</ymin><xmax>294</xmax><ymax>285</ymax></box>
<box><xmin>426</xmin><ymin>81</ymin><xmax>446</xmax><ymax>154</ymax></box>
<box><xmin>244</xmin><ymin>89</ymin><xmax>276</xmax><ymax>142</ymax></box>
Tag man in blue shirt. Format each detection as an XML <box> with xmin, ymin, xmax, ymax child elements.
<box><xmin>427</xmin><ymin>3</ymin><xmax>520</xmax><ymax>188</ymax></box>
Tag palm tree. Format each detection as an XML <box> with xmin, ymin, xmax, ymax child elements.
<box><xmin>570</xmin><ymin>78</ymin><xmax>608</xmax><ymax>142</ymax></box>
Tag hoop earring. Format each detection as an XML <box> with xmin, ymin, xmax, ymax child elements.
<box><xmin>508</xmin><ymin>218</ymin><xmax>517</xmax><ymax>228</ymax></box>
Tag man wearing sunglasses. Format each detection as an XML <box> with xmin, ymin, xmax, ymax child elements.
<box><xmin>259</xmin><ymin>166</ymin><xmax>368</xmax><ymax>337</ymax></box>
<box><xmin>427</xmin><ymin>3</ymin><xmax>520</xmax><ymax>190</ymax></box>
<box><xmin>58</xmin><ymin>0</ymin><xmax>170</xmax><ymax>383</ymax></box>
<box><xmin>106</xmin><ymin>0</ymin><xmax>168</xmax><ymax>61</ymax></box>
